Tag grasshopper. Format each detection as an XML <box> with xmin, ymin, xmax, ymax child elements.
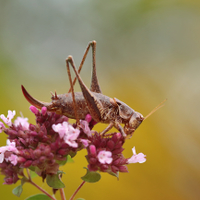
<box><xmin>22</xmin><ymin>41</ymin><xmax>147</xmax><ymax>137</ymax></box>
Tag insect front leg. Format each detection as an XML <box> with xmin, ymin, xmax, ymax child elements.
<box><xmin>114</xmin><ymin>122</ymin><xmax>127</xmax><ymax>137</ymax></box>
<box><xmin>100</xmin><ymin>122</ymin><xmax>114</xmax><ymax>135</ymax></box>
<box><xmin>100</xmin><ymin>121</ymin><xmax>126</xmax><ymax>137</ymax></box>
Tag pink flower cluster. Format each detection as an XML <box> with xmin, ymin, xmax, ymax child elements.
<box><xmin>0</xmin><ymin>106</ymin><xmax>146</xmax><ymax>185</ymax></box>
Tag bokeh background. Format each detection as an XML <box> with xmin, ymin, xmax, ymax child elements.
<box><xmin>0</xmin><ymin>1</ymin><xmax>200</xmax><ymax>199</ymax></box>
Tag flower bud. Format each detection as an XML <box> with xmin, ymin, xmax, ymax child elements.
<box><xmin>89</xmin><ymin>157</ymin><xmax>97</xmax><ymax>164</ymax></box>
<box><xmin>29</xmin><ymin>124</ymin><xmax>36</xmax><ymax>131</ymax></box>
<box><xmin>47</xmin><ymin>153</ymin><xmax>54</xmax><ymax>160</ymax></box>
<box><xmin>57</xmin><ymin>149</ymin><xmax>68</xmax><ymax>156</ymax></box>
<box><xmin>23</xmin><ymin>160</ymin><xmax>32</xmax><ymax>168</ymax></box>
<box><xmin>100</xmin><ymin>164</ymin><xmax>109</xmax><ymax>172</ymax></box>
<box><xmin>89</xmin><ymin>145</ymin><xmax>96</xmax><ymax>157</ymax></box>
<box><xmin>17</xmin><ymin>157</ymin><xmax>26</xmax><ymax>163</ymax></box>
<box><xmin>41</xmin><ymin>107</ymin><xmax>47</xmax><ymax>116</ymax></box>
<box><xmin>4</xmin><ymin>177</ymin><xmax>14</xmax><ymax>185</ymax></box>
<box><xmin>33</xmin><ymin>149</ymin><xmax>42</xmax><ymax>158</ymax></box>
<box><xmin>6</xmin><ymin>129</ymin><xmax>17</xmax><ymax>137</ymax></box>
<box><xmin>43</xmin><ymin>145</ymin><xmax>51</xmax><ymax>155</ymax></box>
<box><xmin>29</xmin><ymin>106</ymin><xmax>39</xmax><ymax>115</ymax></box>
<box><xmin>118</xmin><ymin>165</ymin><xmax>128</xmax><ymax>172</ymax></box>
<box><xmin>29</xmin><ymin>131</ymin><xmax>38</xmax><ymax>136</ymax></box>
<box><xmin>39</xmin><ymin>156</ymin><xmax>46</xmax><ymax>163</ymax></box>
<box><xmin>85</xmin><ymin>114</ymin><xmax>92</xmax><ymax>123</ymax></box>
<box><xmin>107</xmin><ymin>140</ymin><xmax>115</xmax><ymax>150</ymax></box>
<box><xmin>111</xmin><ymin>165</ymin><xmax>119</xmax><ymax>173</ymax></box>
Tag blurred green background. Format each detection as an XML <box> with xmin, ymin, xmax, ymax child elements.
<box><xmin>0</xmin><ymin>0</ymin><xmax>200</xmax><ymax>199</ymax></box>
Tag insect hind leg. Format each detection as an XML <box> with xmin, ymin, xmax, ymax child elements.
<box><xmin>66</xmin><ymin>57</ymin><xmax>79</xmax><ymax>124</ymax></box>
<box><xmin>68</xmin><ymin>41</ymin><xmax>101</xmax><ymax>93</ymax></box>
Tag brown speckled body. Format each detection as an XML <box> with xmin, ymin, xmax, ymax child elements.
<box><xmin>52</xmin><ymin>92</ymin><xmax>134</xmax><ymax>124</ymax></box>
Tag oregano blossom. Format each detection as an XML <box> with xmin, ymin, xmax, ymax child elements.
<box><xmin>0</xmin><ymin>106</ymin><xmax>146</xmax><ymax>198</ymax></box>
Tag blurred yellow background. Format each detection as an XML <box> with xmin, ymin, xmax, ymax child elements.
<box><xmin>0</xmin><ymin>1</ymin><xmax>200</xmax><ymax>199</ymax></box>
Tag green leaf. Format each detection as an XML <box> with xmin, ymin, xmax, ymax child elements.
<box><xmin>46</xmin><ymin>173</ymin><xmax>65</xmax><ymax>189</ymax></box>
<box><xmin>81</xmin><ymin>168</ymin><xmax>101</xmax><ymax>183</ymax></box>
<box><xmin>12</xmin><ymin>176</ymin><xmax>29</xmax><ymax>197</ymax></box>
<box><xmin>30</xmin><ymin>170</ymin><xmax>38</xmax><ymax>179</ymax></box>
<box><xmin>56</xmin><ymin>155</ymin><xmax>74</xmax><ymax>166</ymax></box>
<box><xmin>109</xmin><ymin>171</ymin><xmax>119</xmax><ymax>179</ymax></box>
<box><xmin>29</xmin><ymin>166</ymin><xmax>36</xmax><ymax>171</ymax></box>
<box><xmin>76</xmin><ymin>198</ymin><xmax>85</xmax><ymax>200</ymax></box>
<box><xmin>66</xmin><ymin>154</ymin><xmax>74</xmax><ymax>163</ymax></box>
<box><xmin>12</xmin><ymin>185</ymin><xmax>23</xmax><ymax>197</ymax></box>
<box><xmin>25</xmin><ymin>194</ymin><xmax>52</xmax><ymax>200</ymax></box>
<box><xmin>57</xmin><ymin>159</ymin><xmax>67</xmax><ymax>166</ymax></box>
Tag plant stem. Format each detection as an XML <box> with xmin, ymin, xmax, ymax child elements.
<box><xmin>59</xmin><ymin>188</ymin><xmax>66</xmax><ymax>200</ymax></box>
<box><xmin>69</xmin><ymin>181</ymin><xmax>86</xmax><ymax>200</ymax></box>
<box><xmin>28</xmin><ymin>179</ymin><xmax>56</xmax><ymax>200</ymax></box>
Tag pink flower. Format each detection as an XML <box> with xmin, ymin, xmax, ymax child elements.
<box><xmin>0</xmin><ymin>110</ymin><xmax>16</xmax><ymax>126</ymax></box>
<box><xmin>14</xmin><ymin>117</ymin><xmax>29</xmax><ymax>130</ymax></box>
<box><xmin>97</xmin><ymin>150</ymin><xmax>113</xmax><ymax>164</ymax></box>
<box><xmin>63</xmin><ymin>125</ymin><xmax>80</xmax><ymax>148</ymax></box>
<box><xmin>52</xmin><ymin>122</ymin><xmax>69</xmax><ymax>139</ymax></box>
<box><xmin>6</xmin><ymin>140</ymin><xmax>18</xmax><ymax>153</ymax></box>
<box><xmin>80</xmin><ymin>120</ymin><xmax>92</xmax><ymax>137</ymax></box>
<box><xmin>128</xmin><ymin>147</ymin><xmax>146</xmax><ymax>164</ymax></box>
<box><xmin>0</xmin><ymin>122</ymin><xmax>5</xmax><ymax>133</ymax></box>
<box><xmin>80</xmin><ymin>139</ymin><xmax>89</xmax><ymax>148</ymax></box>
<box><xmin>0</xmin><ymin>140</ymin><xmax>18</xmax><ymax>164</ymax></box>
<box><xmin>5</xmin><ymin>154</ymin><xmax>18</xmax><ymax>166</ymax></box>
<box><xmin>52</xmin><ymin>122</ymin><xmax>80</xmax><ymax>148</ymax></box>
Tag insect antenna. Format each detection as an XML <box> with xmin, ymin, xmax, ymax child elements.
<box><xmin>66</xmin><ymin>57</ymin><xmax>80</xmax><ymax>125</ymax></box>
<box><xmin>144</xmin><ymin>99</ymin><xmax>167</xmax><ymax>120</ymax></box>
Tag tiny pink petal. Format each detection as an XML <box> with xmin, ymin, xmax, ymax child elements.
<box><xmin>63</xmin><ymin>132</ymin><xmax>79</xmax><ymax>148</ymax></box>
<box><xmin>67</xmin><ymin>125</ymin><xmax>80</xmax><ymax>137</ymax></box>
<box><xmin>52</xmin><ymin>122</ymin><xmax>69</xmax><ymax>138</ymax></box>
<box><xmin>0</xmin><ymin>152</ymin><xmax>4</xmax><ymax>163</ymax></box>
<box><xmin>128</xmin><ymin>147</ymin><xmax>146</xmax><ymax>164</ymax></box>
<box><xmin>6</xmin><ymin>154</ymin><xmax>18</xmax><ymax>166</ymax></box>
<box><xmin>0</xmin><ymin>122</ymin><xmax>5</xmax><ymax>133</ymax></box>
<box><xmin>0</xmin><ymin>110</ymin><xmax>16</xmax><ymax>126</ymax></box>
<box><xmin>80</xmin><ymin>139</ymin><xmax>89</xmax><ymax>148</ymax></box>
<box><xmin>6</xmin><ymin>140</ymin><xmax>18</xmax><ymax>153</ymax></box>
<box><xmin>0</xmin><ymin>141</ymin><xmax>18</xmax><ymax>163</ymax></box>
<box><xmin>80</xmin><ymin>120</ymin><xmax>92</xmax><ymax>137</ymax></box>
<box><xmin>97</xmin><ymin>150</ymin><xmax>113</xmax><ymax>164</ymax></box>
<box><xmin>14</xmin><ymin>117</ymin><xmax>29</xmax><ymax>130</ymax></box>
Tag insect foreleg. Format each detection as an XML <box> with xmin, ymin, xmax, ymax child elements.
<box><xmin>100</xmin><ymin>121</ymin><xmax>126</xmax><ymax>137</ymax></box>
<box><xmin>100</xmin><ymin>122</ymin><xmax>114</xmax><ymax>135</ymax></box>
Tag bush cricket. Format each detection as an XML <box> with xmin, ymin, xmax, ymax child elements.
<box><xmin>21</xmin><ymin>41</ymin><xmax>164</xmax><ymax>138</ymax></box>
